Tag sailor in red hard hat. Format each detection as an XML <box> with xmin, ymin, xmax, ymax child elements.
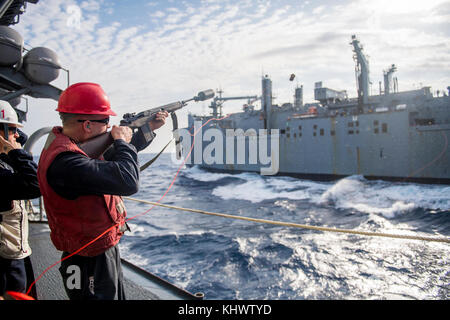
<box><xmin>37</xmin><ymin>82</ymin><xmax>168</xmax><ymax>300</ymax></box>
<box><xmin>56</xmin><ymin>82</ymin><xmax>117</xmax><ymax>116</ymax></box>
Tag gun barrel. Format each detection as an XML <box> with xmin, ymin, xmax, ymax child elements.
<box><xmin>80</xmin><ymin>89</ymin><xmax>215</xmax><ymax>158</ymax></box>
<box><xmin>194</xmin><ymin>89</ymin><xmax>215</xmax><ymax>101</ymax></box>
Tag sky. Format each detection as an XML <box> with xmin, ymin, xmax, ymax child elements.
<box><xmin>10</xmin><ymin>0</ymin><xmax>450</xmax><ymax>154</ymax></box>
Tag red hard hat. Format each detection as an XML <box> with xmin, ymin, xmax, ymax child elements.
<box><xmin>56</xmin><ymin>82</ymin><xmax>117</xmax><ymax>116</ymax></box>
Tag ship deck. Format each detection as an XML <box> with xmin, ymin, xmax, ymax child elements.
<box><xmin>29</xmin><ymin>222</ymin><xmax>199</xmax><ymax>300</ymax></box>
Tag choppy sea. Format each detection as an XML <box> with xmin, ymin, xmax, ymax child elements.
<box><xmin>105</xmin><ymin>153</ymin><xmax>450</xmax><ymax>299</ymax></box>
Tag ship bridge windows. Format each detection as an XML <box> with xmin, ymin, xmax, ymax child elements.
<box><xmin>312</xmin><ymin>124</ymin><xmax>323</xmax><ymax>137</ymax></box>
<box><xmin>219</xmin><ymin>120</ymin><xmax>233</xmax><ymax>129</ymax></box>
<box><xmin>414</xmin><ymin>118</ymin><xmax>435</xmax><ymax>126</ymax></box>
<box><xmin>348</xmin><ymin>120</ymin><xmax>360</xmax><ymax>134</ymax></box>
<box><xmin>409</xmin><ymin>112</ymin><xmax>436</xmax><ymax>126</ymax></box>
<box><xmin>309</xmin><ymin>124</ymin><xmax>329</xmax><ymax>137</ymax></box>
<box><xmin>373</xmin><ymin>121</ymin><xmax>388</xmax><ymax>133</ymax></box>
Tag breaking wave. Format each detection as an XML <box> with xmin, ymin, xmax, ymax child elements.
<box><xmin>120</xmin><ymin>155</ymin><xmax>450</xmax><ymax>300</ymax></box>
<box><xmin>185</xmin><ymin>167</ymin><xmax>450</xmax><ymax>219</ymax></box>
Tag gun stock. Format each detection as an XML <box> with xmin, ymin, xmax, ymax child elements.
<box><xmin>78</xmin><ymin>132</ymin><xmax>114</xmax><ymax>159</ymax></box>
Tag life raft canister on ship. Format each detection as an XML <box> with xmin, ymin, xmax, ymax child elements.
<box><xmin>0</xmin><ymin>26</ymin><xmax>23</xmax><ymax>66</ymax></box>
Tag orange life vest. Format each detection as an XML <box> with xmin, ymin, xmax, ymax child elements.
<box><xmin>37</xmin><ymin>127</ymin><xmax>127</xmax><ymax>256</ymax></box>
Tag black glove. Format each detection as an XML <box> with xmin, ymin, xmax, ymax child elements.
<box><xmin>16</xmin><ymin>128</ymin><xmax>28</xmax><ymax>146</ymax></box>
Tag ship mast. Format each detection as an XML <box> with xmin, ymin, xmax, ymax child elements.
<box><xmin>351</xmin><ymin>35</ymin><xmax>370</xmax><ymax>107</ymax></box>
<box><xmin>383</xmin><ymin>64</ymin><xmax>397</xmax><ymax>95</ymax></box>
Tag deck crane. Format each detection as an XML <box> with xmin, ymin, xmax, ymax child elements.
<box><xmin>209</xmin><ymin>89</ymin><xmax>259</xmax><ymax>117</ymax></box>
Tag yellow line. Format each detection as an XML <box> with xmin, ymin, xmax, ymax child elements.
<box><xmin>123</xmin><ymin>197</ymin><xmax>450</xmax><ymax>244</ymax></box>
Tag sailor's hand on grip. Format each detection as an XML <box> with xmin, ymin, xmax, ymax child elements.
<box><xmin>149</xmin><ymin>110</ymin><xmax>169</xmax><ymax>131</ymax></box>
<box><xmin>111</xmin><ymin>125</ymin><xmax>132</xmax><ymax>143</ymax></box>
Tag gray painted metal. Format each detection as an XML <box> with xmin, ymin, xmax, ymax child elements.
<box><xmin>0</xmin><ymin>66</ymin><xmax>62</xmax><ymax>101</ymax></box>
<box><xmin>0</xmin><ymin>25</ymin><xmax>23</xmax><ymax>66</ymax></box>
<box><xmin>23</xmin><ymin>126</ymin><xmax>51</xmax><ymax>153</ymax></box>
<box><xmin>185</xmin><ymin>37</ymin><xmax>450</xmax><ymax>184</ymax></box>
<box><xmin>0</xmin><ymin>14</ymin><xmax>62</xmax><ymax>126</ymax></box>
<box><xmin>23</xmin><ymin>46</ymin><xmax>61</xmax><ymax>84</ymax></box>
<box><xmin>0</xmin><ymin>1</ymin><xmax>39</xmax><ymax>26</ymax></box>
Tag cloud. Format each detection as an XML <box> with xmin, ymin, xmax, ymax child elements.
<box><xmin>312</xmin><ymin>5</ymin><xmax>325</xmax><ymax>15</ymax></box>
<box><xmin>150</xmin><ymin>10</ymin><xmax>165</xmax><ymax>19</ymax></box>
<box><xmin>9</xmin><ymin>0</ymin><xmax>450</xmax><ymax>154</ymax></box>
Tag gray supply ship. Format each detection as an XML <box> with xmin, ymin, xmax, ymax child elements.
<box><xmin>185</xmin><ymin>35</ymin><xmax>450</xmax><ymax>184</ymax></box>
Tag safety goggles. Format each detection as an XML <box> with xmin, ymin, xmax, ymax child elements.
<box><xmin>7</xmin><ymin>127</ymin><xmax>18</xmax><ymax>134</ymax></box>
<box><xmin>1</xmin><ymin>125</ymin><xmax>17</xmax><ymax>140</ymax></box>
<box><xmin>77</xmin><ymin>118</ymin><xmax>110</xmax><ymax>125</ymax></box>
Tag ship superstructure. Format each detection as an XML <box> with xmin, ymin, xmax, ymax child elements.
<box><xmin>185</xmin><ymin>35</ymin><xmax>450</xmax><ymax>184</ymax></box>
<box><xmin>0</xmin><ymin>1</ymin><xmax>62</xmax><ymax>119</ymax></box>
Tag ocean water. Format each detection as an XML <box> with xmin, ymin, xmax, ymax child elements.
<box><xmin>117</xmin><ymin>153</ymin><xmax>449</xmax><ymax>300</ymax></box>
